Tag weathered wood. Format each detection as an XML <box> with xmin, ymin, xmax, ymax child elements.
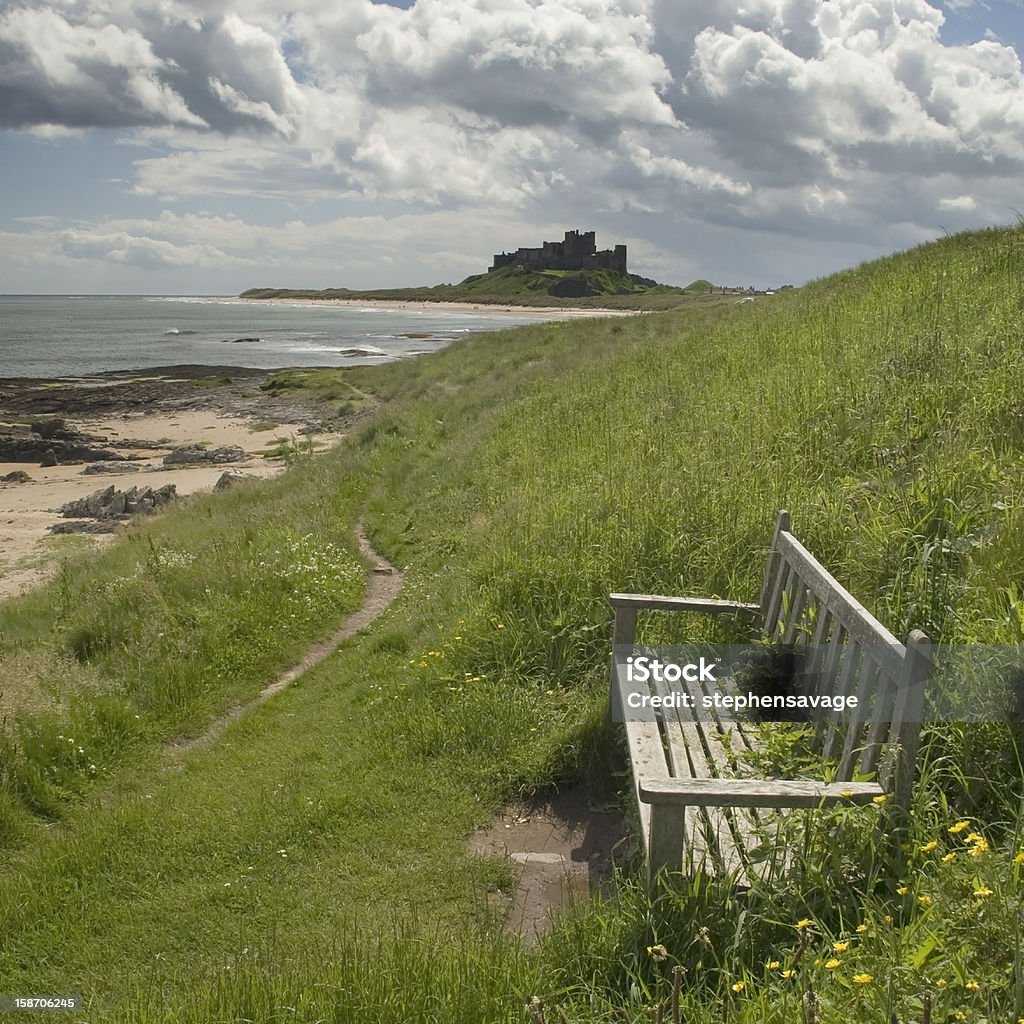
<box><xmin>819</xmin><ymin>622</ymin><xmax>851</xmax><ymax>761</ymax></box>
<box><xmin>666</xmin><ymin>674</ymin><xmax>748</xmax><ymax>878</ymax></box>
<box><xmin>612</xmin><ymin>605</ymin><xmax>639</xmax><ymax>644</ymax></box>
<box><xmin>763</xmin><ymin>560</ymin><xmax>793</xmax><ymax>639</ymax></box>
<box><xmin>860</xmin><ymin>666</ymin><xmax>898</xmax><ymax>776</ymax></box>
<box><xmin>609</xmin><ymin>511</ymin><xmax>929</xmax><ymax>879</ymax></box>
<box><xmin>757</xmin><ymin>510</ymin><xmax>791</xmax><ymax>614</ymax></box>
<box><xmin>639</xmin><ymin>776</ymin><xmax>885</xmax><ymax>807</ymax></box>
<box><xmin>774</xmin><ymin>533</ymin><xmax>905</xmax><ymax>678</ymax></box>
<box><xmin>648</xmin><ymin>801</ymin><xmax>688</xmax><ymax>883</ymax></box>
<box><xmin>838</xmin><ymin>656</ymin><xmax>878</xmax><ymax>779</ymax></box>
<box><xmin>609</xmin><ymin>594</ymin><xmax>760</xmax><ymax>618</ymax></box>
<box><xmin>881</xmin><ymin>630</ymin><xmax>931</xmax><ymax>813</ymax></box>
<box><xmin>781</xmin><ymin>579</ymin><xmax>809</xmax><ymax>644</ymax></box>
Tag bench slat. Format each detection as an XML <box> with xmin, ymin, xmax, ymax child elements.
<box><xmin>669</xmin><ymin>677</ymin><xmax>749</xmax><ymax>879</ymax></box>
<box><xmin>764</xmin><ymin>560</ymin><xmax>792</xmax><ymax>639</ymax></box>
<box><xmin>821</xmin><ymin>638</ymin><xmax>859</xmax><ymax>762</ymax></box>
<box><xmin>776</xmin><ymin>533</ymin><xmax>905</xmax><ymax>677</ymax></box>
<box><xmin>609</xmin><ymin>594</ymin><xmax>761</xmax><ymax>618</ymax></box>
<box><xmin>860</xmin><ymin>666</ymin><xmax>898</xmax><ymax>776</ymax></box>
<box><xmin>639</xmin><ymin>777</ymin><xmax>885</xmax><ymax>808</ymax></box>
<box><xmin>838</xmin><ymin>656</ymin><xmax>880</xmax><ymax>779</ymax></box>
<box><xmin>781</xmin><ymin>576</ymin><xmax>810</xmax><ymax>644</ymax></box>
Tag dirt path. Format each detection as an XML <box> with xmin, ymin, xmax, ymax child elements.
<box><xmin>173</xmin><ymin>521</ymin><xmax>402</xmax><ymax>753</ymax></box>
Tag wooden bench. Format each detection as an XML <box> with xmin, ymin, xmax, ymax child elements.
<box><xmin>608</xmin><ymin>511</ymin><xmax>931</xmax><ymax>885</ymax></box>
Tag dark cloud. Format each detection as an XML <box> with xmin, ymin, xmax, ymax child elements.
<box><xmin>0</xmin><ymin>4</ymin><xmax>300</xmax><ymax>133</ymax></box>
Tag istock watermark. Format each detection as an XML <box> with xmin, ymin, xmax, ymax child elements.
<box><xmin>610</xmin><ymin>643</ymin><xmax>1024</xmax><ymax>724</ymax></box>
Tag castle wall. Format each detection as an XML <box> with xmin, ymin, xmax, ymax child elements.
<box><xmin>489</xmin><ymin>229</ymin><xmax>627</xmax><ymax>274</ymax></box>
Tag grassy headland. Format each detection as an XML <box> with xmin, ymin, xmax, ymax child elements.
<box><xmin>240</xmin><ymin>266</ymin><xmax>723</xmax><ymax>310</ymax></box>
<box><xmin>1</xmin><ymin>225</ymin><xmax>1024</xmax><ymax>1021</ymax></box>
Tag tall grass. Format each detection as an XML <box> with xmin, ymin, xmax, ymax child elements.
<box><xmin>0</xmin><ymin>451</ymin><xmax>366</xmax><ymax>845</ymax></box>
<box><xmin>2</xmin><ymin>224</ymin><xmax>1024</xmax><ymax>1021</ymax></box>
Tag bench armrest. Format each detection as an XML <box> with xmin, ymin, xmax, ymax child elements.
<box><xmin>610</xmin><ymin>593</ymin><xmax>761</xmax><ymax>618</ymax></box>
<box><xmin>638</xmin><ymin>777</ymin><xmax>885</xmax><ymax>809</ymax></box>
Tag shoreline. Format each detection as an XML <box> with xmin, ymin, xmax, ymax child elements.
<box><xmin>0</xmin><ymin>366</ymin><xmax>343</xmax><ymax>601</ymax></box>
<box><xmin>233</xmin><ymin>296</ymin><xmax>642</xmax><ymax>318</ymax></box>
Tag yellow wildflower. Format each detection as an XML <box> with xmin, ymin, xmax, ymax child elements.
<box><xmin>825</xmin><ymin>959</ymin><xmax>841</xmax><ymax>970</ymax></box>
<box><xmin>833</xmin><ymin>941</ymin><xmax>850</xmax><ymax>953</ymax></box>
<box><xmin>918</xmin><ymin>895</ymin><xmax>933</xmax><ymax>907</ymax></box>
<box><xmin>942</xmin><ymin>852</ymin><xmax>957</xmax><ymax>863</ymax></box>
<box><xmin>936</xmin><ymin>979</ymin><xmax>948</xmax><ymax>989</ymax></box>
<box><xmin>1015</xmin><ymin>851</ymin><xmax>1024</xmax><ymax>866</ymax></box>
<box><xmin>855</xmin><ymin>924</ymin><xmax>868</xmax><ymax>934</ymax></box>
<box><xmin>896</xmin><ymin>886</ymin><xmax>909</xmax><ymax>895</ymax></box>
<box><xmin>973</xmin><ymin>887</ymin><xmax>994</xmax><ymax>898</ymax></box>
<box><xmin>839</xmin><ymin>790</ymin><xmax>853</xmax><ymax>798</ymax></box>
<box><xmin>781</xmin><ymin>970</ymin><xmax>796</xmax><ymax>980</ymax></box>
<box><xmin>795</xmin><ymin>918</ymin><xmax>812</xmax><ymax>930</ymax></box>
<box><xmin>969</xmin><ymin>837</ymin><xmax>989</xmax><ymax>857</ymax></box>
<box><xmin>965</xmin><ymin>832</ymin><xmax>985</xmax><ymax>845</ymax></box>
<box><xmin>853</xmin><ymin>974</ymin><xmax>873</xmax><ymax>984</ymax></box>
<box><xmin>646</xmin><ymin>944</ymin><xmax>669</xmax><ymax>962</ymax></box>
<box><xmin>765</xmin><ymin>960</ymin><xmax>781</xmax><ymax>970</ymax></box>
<box><xmin>872</xmin><ymin>794</ymin><xmax>888</xmax><ymax>805</ymax></box>
<box><xmin>919</xmin><ymin>840</ymin><xmax>938</xmax><ymax>853</ymax></box>
<box><xmin>731</xmin><ymin>981</ymin><xmax>746</xmax><ymax>993</ymax></box>
<box><xmin>965</xmin><ymin>980</ymin><xmax>981</xmax><ymax>992</ymax></box>
<box><xmin>948</xmin><ymin>820</ymin><xmax>971</xmax><ymax>834</ymax></box>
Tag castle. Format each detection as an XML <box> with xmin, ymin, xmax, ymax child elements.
<box><xmin>489</xmin><ymin>229</ymin><xmax>627</xmax><ymax>275</ymax></box>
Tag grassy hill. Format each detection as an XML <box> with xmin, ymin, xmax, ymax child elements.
<box><xmin>2</xmin><ymin>225</ymin><xmax>1024</xmax><ymax>1021</ymax></box>
<box><xmin>240</xmin><ymin>266</ymin><xmax>716</xmax><ymax>310</ymax></box>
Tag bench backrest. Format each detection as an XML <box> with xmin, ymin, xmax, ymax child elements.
<box><xmin>756</xmin><ymin>511</ymin><xmax>929</xmax><ymax>806</ymax></box>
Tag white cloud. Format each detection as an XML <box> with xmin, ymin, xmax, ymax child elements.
<box><xmin>60</xmin><ymin>227</ymin><xmax>231</xmax><ymax>269</ymax></box>
<box><xmin>0</xmin><ymin>5</ymin><xmax>204</xmax><ymax>128</ymax></box>
<box><xmin>1</xmin><ymin>0</ymin><xmax>1024</xmax><ymax>292</ymax></box>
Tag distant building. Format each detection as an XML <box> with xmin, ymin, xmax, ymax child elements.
<box><xmin>489</xmin><ymin>229</ymin><xmax>627</xmax><ymax>275</ymax></box>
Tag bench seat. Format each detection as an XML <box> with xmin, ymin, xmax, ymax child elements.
<box><xmin>609</xmin><ymin>511</ymin><xmax>931</xmax><ymax>885</ymax></box>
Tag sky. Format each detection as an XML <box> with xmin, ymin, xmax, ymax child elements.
<box><xmin>0</xmin><ymin>0</ymin><xmax>1022</xmax><ymax>295</ymax></box>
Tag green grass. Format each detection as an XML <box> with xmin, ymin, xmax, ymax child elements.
<box><xmin>2</xmin><ymin>224</ymin><xmax>1024</xmax><ymax>1021</ymax></box>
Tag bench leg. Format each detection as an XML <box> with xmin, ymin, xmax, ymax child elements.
<box><xmin>647</xmin><ymin>802</ymin><xmax>687</xmax><ymax>890</ymax></box>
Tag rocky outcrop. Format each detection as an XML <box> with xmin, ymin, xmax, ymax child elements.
<box><xmin>0</xmin><ymin>436</ymin><xmax>126</xmax><ymax>465</ymax></box>
<box><xmin>82</xmin><ymin>461</ymin><xmax>141</xmax><ymax>475</ymax></box>
<box><xmin>1</xmin><ymin>470</ymin><xmax>31</xmax><ymax>483</ymax></box>
<box><xmin>163</xmin><ymin>445</ymin><xmax>246</xmax><ymax>466</ymax></box>
<box><xmin>49</xmin><ymin>520</ymin><xmax>123</xmax><ymax>535</ymax></box>
<box><xmin>59</xmin><ymin>484</ymin><xmax>176</xmax><ymax>520</ymax></box>
<box><xmin>214</xmin><ymin>469</ymin><xmax>254</xmax><ymax>491</ymax></box>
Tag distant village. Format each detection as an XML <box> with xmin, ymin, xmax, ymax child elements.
<box><xmin>708</xmin><ymin>284</ymin><xmax>797</xmax><ymax>297</ymax></box>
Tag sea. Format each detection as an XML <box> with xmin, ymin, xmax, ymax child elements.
<box><xmin>0</xmin><ymin>295</ymin><xmax>557</xmax><ymax>378</ymax></box>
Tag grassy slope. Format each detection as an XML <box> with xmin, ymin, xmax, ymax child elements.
<box><xmin>1</xmin><ymin>226</ymin><xmax>1023</xmax><ymax>1021</ymax></box>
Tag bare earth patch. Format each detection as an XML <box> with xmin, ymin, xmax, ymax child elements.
<box><xmin>469</xmin><ymin>787</ymin><xmax>627</xmax><ymax>944</ymax></box>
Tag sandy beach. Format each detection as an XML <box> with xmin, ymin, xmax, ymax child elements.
<box><xmin>0</xmin><ymin>367</ymin><xmax>342</xmax><ymax>602</ymax></box>
<box><xmin>234</xmin><ymin>296</ymin><xmax>642</xmax><ymax>318</ymax></box>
